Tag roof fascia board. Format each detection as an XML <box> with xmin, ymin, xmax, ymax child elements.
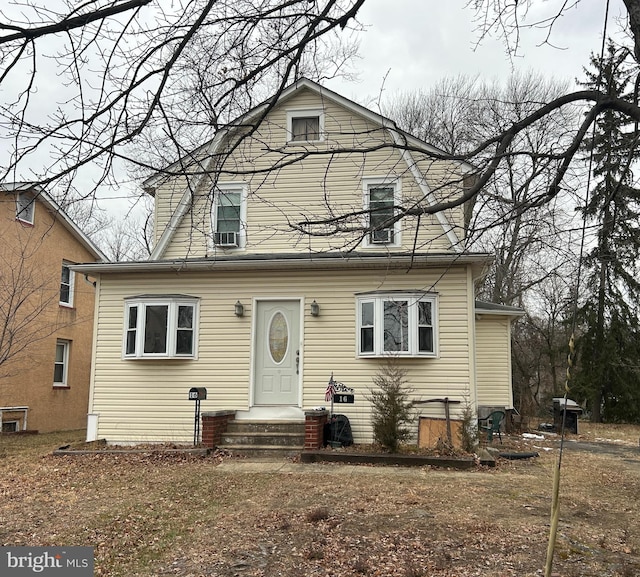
<box><xmin>148</xmin><ymin>127</ymin><xmax>234</xmax><ymax>259</ymax></box>
<box><xmin>387</xmin><ymin>128</ymin><xmax>462</xmax><ymax>251</ymax></box>
<box><xmin>72</xmin><ymin>252</ymin><xmax>493</xmax><ymax>275</ymax></box>
<box><xmin>143</xmin><ymin>77</ymin><xmax>472</xmax><ymax>191</ymax></box>
<box><xmin>2</xmin><ymin>182</ymin><xmax>107</xmax><ymax>261</ymax></box>
<box><xmin>292</xmin><ymin>79</ymin><xmax>475</xmax><ymax>172</ymax></box>
<box><xmin>142</xmin><ymin>105</ymin><xmax>269</xmax><ymax>192</ymax></box>
<box><xmin>475</xmin><ymin>301</ymin><xmax>525</xmax><ymax>317</ymax></box>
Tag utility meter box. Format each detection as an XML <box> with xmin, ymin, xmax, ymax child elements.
<box><xmin>188</xmin><ymin>387</ymin><xmax>207</xmax><ymax>401</ymax></box>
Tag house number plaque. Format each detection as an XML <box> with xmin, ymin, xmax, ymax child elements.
<box><xmin>332</xmin><ymin>382</ymin><xmax>355</xmax><ymax>404</ymax></box>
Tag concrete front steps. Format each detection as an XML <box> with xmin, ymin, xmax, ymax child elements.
<box><xmin>218</xmin><ymin>420</ymin><xmax>306</xmax><ymax>458</ymax></box>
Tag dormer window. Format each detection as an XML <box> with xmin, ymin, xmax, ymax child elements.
<box><xmin>16</xmin><ymin>192</ymin><xmax>35</xmax><ymax>224</ymax></box>
<box><xmin>287</xmin><ymin>109</ymin><xmax>324</xmax><ymax>143</ymax></box>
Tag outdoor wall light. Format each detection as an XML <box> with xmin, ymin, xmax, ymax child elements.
<box><xmin>234</xmin><ymin>300</ymin><xmax>244</xmax><ymax>317</ymax></box>
<box><xmin>310</xmin><ymin>300</ymin><xmax>320</xmax><ymax>317</ymax></box>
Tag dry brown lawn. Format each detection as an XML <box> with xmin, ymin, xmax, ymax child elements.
<box><xmin>0</xmin><ymin>425</ymin><xmax>639</xmax><ymax>577</ymax></box>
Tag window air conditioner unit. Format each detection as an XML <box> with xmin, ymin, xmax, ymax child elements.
<box><xmin>214</xmin><ymin>231</ymin><xmax>238</xmax><ymax>247</ymax></box>
<box><xmin>371</xmin><ymin>229</ymin><xmax>392</xmax><ymax>244</ymax></box>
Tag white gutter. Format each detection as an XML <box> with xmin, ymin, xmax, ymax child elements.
<box><xmin>475</xmin><ymin>308</ymin><xmax>526</xmax><ymax>318</ymax></box>
<box><xmin>72</xmin><ymin>252</ymin><xmax>493</xmax><ymax>275</ymax></box>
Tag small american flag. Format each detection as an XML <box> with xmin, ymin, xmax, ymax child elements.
<box><xmin>325</xmin><ymin>376</ymin><xmax>336</xmax><ymax>402</ymax></box>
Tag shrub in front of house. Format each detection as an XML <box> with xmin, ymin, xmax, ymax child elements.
<box><xmin>367</xmin><ymin>359</ymin><xmax>415</xmax><ymax>452</ymax></box>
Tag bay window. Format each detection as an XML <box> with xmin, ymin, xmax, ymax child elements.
<box><xmin>124</xmin><ymin>296</ymin><xmax>199</xmax><ymax>359</ymax></box>
<box><xmin>357</xmin><ymin>293</ymin><xmax>437</xmax><ymax>357</ymax></box>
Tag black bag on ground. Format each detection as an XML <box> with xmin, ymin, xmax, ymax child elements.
<box><xmin>323</xmin><ymin>414</ymin><xmax>354</xmax><ymax>447</ymax></box>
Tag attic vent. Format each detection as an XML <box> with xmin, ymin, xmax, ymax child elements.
<box><xmin>371</xmin><ymin>229</ymin><xmax>393</xmax><ymax>244</ymax></box>
<box><xmin>214</xmin><ymin>231</ymin><xmax>238</xmax><ymax>247</ymax></box>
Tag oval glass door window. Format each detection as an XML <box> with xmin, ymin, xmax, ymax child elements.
<box><xmin>269</xmin><ymin>311</ymin><xmax>289</xmax><ymax>364</ymax></box>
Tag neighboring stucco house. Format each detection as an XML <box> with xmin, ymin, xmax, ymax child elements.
<box><xmin>0</xmin><ymin>183</ymin><xmax>106</xmax><ymax>433</ymax></box>
<box><xmin>75</xmin><ymin>78</ymin><xmax>522</xmax><ymax>447</ymax></box>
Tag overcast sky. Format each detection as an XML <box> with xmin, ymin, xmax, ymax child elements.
<box><xmin>2</xmin><ymin>0</ymin><xmax>631</xmax><ymax>222</ymax></box>
<box><xmin>328</xmin><ymin>0</ymin><xmax>628</xmax><ymax>104</ymax></box>
<box><xmin>127</xmin><ymin>0</ymin><xmax>630</xmax><ymax>220</ymax></box>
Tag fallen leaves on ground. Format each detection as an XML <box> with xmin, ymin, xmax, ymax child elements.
<box><xmin>0</xmin><ymin>430</ymin><xmax>639</xmax><ymax>577</ymax></box>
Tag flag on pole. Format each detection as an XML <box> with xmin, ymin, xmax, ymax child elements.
<box><xmin>325</xmin><ymin>376</ymin><xmax>336</xmax><ymax>402</ymax></box>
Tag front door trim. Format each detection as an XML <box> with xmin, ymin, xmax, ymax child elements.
<box><xmin>250</xmin><ymin>297</ymin><xmax>304</xmax><ymax>409</ymax></box>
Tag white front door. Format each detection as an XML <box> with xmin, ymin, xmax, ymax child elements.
<box><xmin>254</xmin><ymin>300</ymin><xmax>301</xmax><ymax>406</ymax></box>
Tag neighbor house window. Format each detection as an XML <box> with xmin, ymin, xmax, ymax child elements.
<box><xmin>54</xmin><ymin>340</ymin><xmax>70</xmax><ymax>386</ymax></box>
<box><xmin>2</xmin><ymin>421</ymin><xmax>18</xmax><ymax>433</ymax></box>
<box><xmin>357</xmin><ymin>293</ymin><xmax>437</xmax><ymax>357</ymax></box>
<box><xmin>212</xmin><ymin>184</ymin><xmax>246</xmax><ymax>248</ymax></box>
<box><xmin>16</xmin><ymin>192</ymin><xmax>35</xmax><ymax>224</ymax></box>
<box><xmin>60</xmin><ymin>263</ymin><xmax>74</xmax><ymax>307</ymax></box>
<box><xmin>287</xmin><ymin>109</ymin><xmax>324</xmax><ymax>142</ymax></box>
<box><xmin>124</xmin><ymin>296</ymin><xmax>199</xmax><ymax>359</ymax></box>
<box><xmin>363</xmin><ymin>178</ymin><xmax>401</xmax><ymax>246</ymax></box>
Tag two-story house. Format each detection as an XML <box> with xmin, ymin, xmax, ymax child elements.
<box><xmin>74</xmin><ymin>79</ymin><xmax>522</xmax><ymax>448</ymax></box>
<box><xmin>1</xmin><ymin>183</ymin><xmax>106</xmax><ymax>433</ymax></box>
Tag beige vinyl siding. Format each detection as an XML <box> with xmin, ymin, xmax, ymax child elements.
<box><xmin>411</xmin><ymin>155</ymin><xmax>468</xmax><ymax>242</ymax></box>
<box><xmin>90</xmin><ymin>264</ymin><xmax>475</xmax><ymax>443</ymax></box>
<box><xmin>160</xmin><ymin>88</ymin><xmax>461</xmax><ymax>259</ymax></box>
<box><xmin>153</xmin><ymin>175</ymin><xmax>191</xmax><ymax>248</ymax></box>
<box><xmin>475</xmin><ymin>315</ymin><xmax>514</xmax><ymax>408</ymax></box>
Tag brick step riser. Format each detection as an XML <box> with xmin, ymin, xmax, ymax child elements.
<box><xmin>220</xmin><ymin>433</ymin><xmax>305</xmax><ymax>447</ymax></box>
<box><xmin>226</xmin><ymin>422</ymin><xmax>305</xmax><ymax>435</ymax></box>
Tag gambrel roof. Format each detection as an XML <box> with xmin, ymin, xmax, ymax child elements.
<box><xmin>142</xmin><ymin>78</ymin><xmax>474</xmax><ymax>260</ymax></box>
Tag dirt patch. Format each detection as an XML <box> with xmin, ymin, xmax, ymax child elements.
<box><xmin>0</xmin><ymin>429</ymin><xmax>638</xmax><ymax>577</ymax></box>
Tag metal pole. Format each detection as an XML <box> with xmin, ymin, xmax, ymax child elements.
<box><xmin>193</xmin><ymin>399</ymin><xmax>201</xmax><ymax>446</ymax></box>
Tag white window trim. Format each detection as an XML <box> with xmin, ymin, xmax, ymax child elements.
<box><xmin>53</xmin><ymin>339</ymin><xmax>70</xmax><ymax>387</ymax></box>
<box><xmin>211</xmin><ymin>182</ymin><xmax>248</xmax><ymax>250</ymax></box>
<box><xmin>356</xmin><ymin>292</ymin><xmax>438</xmax><ymax>358</ymax></box>
<box><xmin>123</xmin><ymin>297</ymin><xmax>200</xmax><ymax>360</ymax></box>
<box><xmin>60</xmin><ymin>262</ymin><xmax>75</xmax><ymax>307</ymax></box>
<box><xmin>2</xmin><ymin>421</ymin><xmax>19</xmax><ymax>433</ymax></box>
<box><xmin>16</xmin><ymin>192</ymin><xmax>35</xmax><ymax>224</ymax></box>
<box><xmin>286</xmin><ymin>108</ymin><xmax>325</xmax><ymax>143</ymax></box>
<box><xmin>362</xmin><ymin>176</ymin><xmax>402</xmax><ymax>248</ymax></box>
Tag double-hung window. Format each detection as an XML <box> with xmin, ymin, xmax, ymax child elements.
<box><xmin>212</xmin><ymin>184</ymin><xmax>246</xmax><ymax>248</ymax></box>
<box><xmin>287</xmin><ymin>109</ymin><xmax>324</xmax><ymax>143</ymax></box>
<box><xmin>363</xmin><ymin>178</ymin><xmax>400</xmax><ymax>247</ymax></box>
<box><xmin>124</xmin><ymin>296</ymin><xmax>199</xmax><ymax>359</ymax></box>
<box><xmin>357</xmin><ymin>292</ymin><xmax>437</xmax><ymax>357</ymax></box>
<box><xmin>54</xmin><ymin>340</ymin><xmax>70</xmax><ymax>386</ymax></box>
<box><xmin>60</xmin><ymin>262</ymin><xmax>74</xmax><ymax>307</ymax></box>
<box><xmin>16</xmin><ymin>192</ymin><xmax>35</xmax><ymax>224</ymax></box>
